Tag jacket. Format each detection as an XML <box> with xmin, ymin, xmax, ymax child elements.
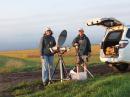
<box><xmin>72</xmin><ymin>34</ymin><xmax>91</xmax><ymax>56</ymax></box>
<box><xmin>40</xmin><ymin>35</ymin><xmax>56</xmax><ymax>56</ymax></box>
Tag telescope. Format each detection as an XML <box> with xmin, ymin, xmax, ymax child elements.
<box><xmin>49</xmin><ymin>46</ymin><xmax>70</xmax><ymax>54</ymax></box>
<box><xmin>49</xmin><ymin>30</ymin><xmax>70</xmax><ymax>54</ymax></box>
<box><xmin>48</xmin><ymin>30</ymin><xmax>70</xmax><ymax>83</ymax></box>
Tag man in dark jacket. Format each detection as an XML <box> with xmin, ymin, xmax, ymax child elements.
<box><xmin>72</xmin><ymin>28</ymin><xmax>91</xmax><ymax>73</ymax></box>
<box><xmin>40</xmin><ymin>27</ymin><xmax>56</xmax><ymax>85</ymax></box>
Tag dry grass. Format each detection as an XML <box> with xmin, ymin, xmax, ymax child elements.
<box><xmin>0</xmin><ymin>44</ymin><xmax>101</xmax><ymax>67</ymax></box>
<box><xmin>65</xmin><ymin>44</ymin><xmax>100</xmax><ymax>56</ymax></box>
<box><xmin>0</xmin><ymin>49</ymin><xmax>40</xmax><ymax>59</ymax></box>
<box><xmin>5</xmin><ymin>60</ymin><xmax>25</xmax><ymax>68</ymax></box>
<box><xmin>0</xmin><ymin>60</ymin><xmax>25</xmax><ymax>73</ymax></box>
<box><xmin>63</xmin><ymin>44</ymin><xmax>100</xmax><ymax>64</ymax></box>
<box><xmin>0</xmin><ymin>44</ymin><xmax>100</xmax><ymax>59</ymax></box>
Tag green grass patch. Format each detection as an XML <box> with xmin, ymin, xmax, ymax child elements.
<box><xmin>0</xmin><ymin>56</ymin><xmax>41</xmax><ymax>74</ymax></box>
<box><xmin>0</xmin><ymin>53</ymin><xmax>102</xmax><ymax>74</ymax></box>
<box><xmin>6</xmin><ymin>73</ymin><xmax>130</xmax><ymax>97</ymax></box>
<box><xmin>7</xmin><ymin>80</ymin><xmax>43</xmax><ymax>96</ymax></box>
<box><xmin>0</xmin><ymin>45</ymin><xmax>101</xmax><ymax>73</ymax></box>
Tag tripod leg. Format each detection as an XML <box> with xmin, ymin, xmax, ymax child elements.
<box><xmin>86</xmin><ymin>69</ymin><xmax>94</xmax><ymax>78</ymax></box>
<box><xmin>51</xmin><ymin>59</ymin><xmax>59</xmax><ymax>79</ymax></box>
<box><xmin>62</xmin><ymin>60</ymin><xmax>68</xmax><ymax>77</ymax></box>
<box><xmin>59</xmin><ymin>58</ymin><xmax>63</xmax><ymax>82</ymax></box>
<box><xmin>48</xmin><ymin>56</ymin><xmax>56</xmax><ymax>84</ymax></box>
<box><xmin>76</xmin><ymin>64</ymin><xmax>80</xmax><ymax>74</ymax></box>
<box><xmin>81</xmin><ymin>65</ymin><xmax>94</xmax><ymax>78</ymax></box>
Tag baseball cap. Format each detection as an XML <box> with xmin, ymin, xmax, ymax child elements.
<box><xmin>78</xmin><ymin>28</ymin><xmax>84</xmax><ymax>32</ymax></box>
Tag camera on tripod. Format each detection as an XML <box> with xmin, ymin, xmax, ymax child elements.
<box><xmin>49</xmin><ymin>46</ymin><xmax>70</xmax><ymax>54</ymax></box>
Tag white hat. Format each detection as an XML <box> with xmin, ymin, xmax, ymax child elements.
<box><xmin>78</xmin><ymin>28</ymin><xmax>84</xmax><ymax>32</ymax></box>
<box><xmin>44</xmin><ymin>27</ymin><xmax>51</xmax><ymax>31</ymax></box>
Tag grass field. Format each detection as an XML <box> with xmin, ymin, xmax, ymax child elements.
<box><xmin>26</xmin><ymin>73</ymin><xmax>130</xmax><ymax>97</ymax></box>
<box><xmin>0</xmin><ymin>56</ymin><xmax>41</xmax><ymax>74</ymax></box>
<box><xmin>5</xmin><ymin>73</ymin><xmax>130</xmax><ymax>97</ymax></box>
<box><xmin>1</xmin><ymin>44</ymin><xmax>130</xmax><ymax>97</ymax></box>
<box><xmin>0</xmin><ymin>45</ymin><xmax>101</xmax><ymax>74</ymax></box>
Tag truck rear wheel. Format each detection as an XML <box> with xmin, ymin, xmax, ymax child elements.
<box><xmin>113</xmin><ymin>63</ymin><xmax>128</xmax><ymax>72</ymax></box>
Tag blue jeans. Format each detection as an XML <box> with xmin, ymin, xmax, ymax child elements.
<box><xmin>41</xmin><ymin>55</ymin><xmax>54</xmax><ymax>83</ymax></box>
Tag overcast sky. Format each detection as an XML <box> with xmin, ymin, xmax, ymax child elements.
<box><xmin>0</xmin><ymin>0</ymin><xmax>130</xmax><ymax>51</ymax></box>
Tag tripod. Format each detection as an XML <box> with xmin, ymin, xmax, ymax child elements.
<box><xmin>74</xmin><ymin>45</ymin><xmax>94</xmax><ymax>78</ymax></box>
<box><xmin>50</xmin><ymin>52</ymin><xmax>68</xmax><ymax>82</ymax></box>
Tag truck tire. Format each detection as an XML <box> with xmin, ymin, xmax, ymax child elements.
<box><xmin>113</xmin><ymin>63</ymin><xmax>128</xmax><ymax>72</ymax></box>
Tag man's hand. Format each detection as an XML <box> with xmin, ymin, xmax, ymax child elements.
<box><xmin>41</xmin><ymin>56</ymin><xmax>44</xmax><ymax>59</ymax></box>
<box><xmin>74</xmin><ymin>43</ymin><xmax>78</xmax><ymax>46</ymax></box>
<box><xmin>88</xmin><ymin>52</ymin><xmax>91</xmax><ymax>57</ymax></box>
<box><xmin>74</xmin><ymin>43</ymin><xmax>79</xmax><ymax>49</ymax></box>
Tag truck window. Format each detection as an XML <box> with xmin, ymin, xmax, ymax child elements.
<box><xmin>106</xmin><ymin>31</ymin><xmax>122</xmax><ymax>41</ymax></box>
<box><xmin>126</xmin><ymin>28</ymin><xmax>130</xmax><ymax>38</ymax></box>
